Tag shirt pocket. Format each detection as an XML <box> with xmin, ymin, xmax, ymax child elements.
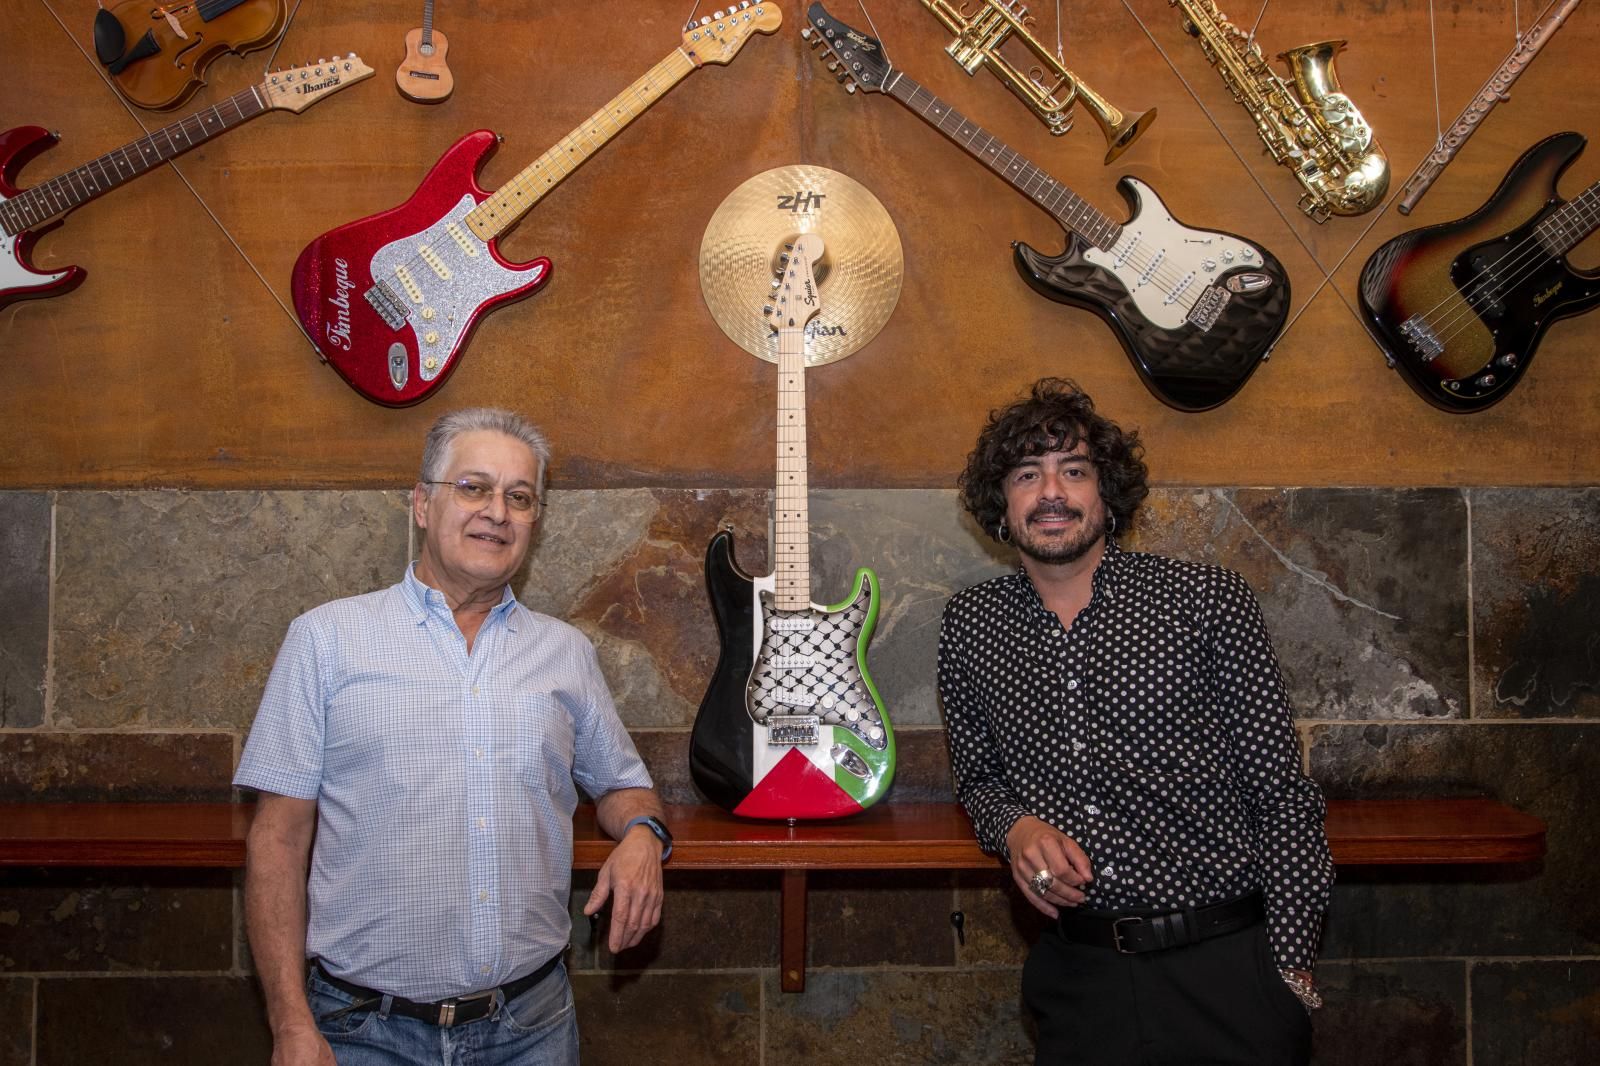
<box><xmin>510</xmin><ymin>692</ymin><xmax>577</xmax><ymax>794</ymax></box>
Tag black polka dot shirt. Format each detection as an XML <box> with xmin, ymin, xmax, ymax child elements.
<box><xmin>937</xmin><ymin>539</ymin><xmax>1333</xmax><ymax>971</ymax></box>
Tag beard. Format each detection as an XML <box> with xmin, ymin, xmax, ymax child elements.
<box><xmin>1013</xmin><ymin>501</ymin><xmax>1108</xmax><ymax>566</ymax></box>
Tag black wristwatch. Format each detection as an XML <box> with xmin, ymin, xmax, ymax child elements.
<box><xmin>624</xmin><ymin>815</ymin><xmax>673</xmax><ymax>862</ymax></box>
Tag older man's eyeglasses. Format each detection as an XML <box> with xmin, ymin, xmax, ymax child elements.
<box><xmin>425</xmin><ymin>479</ymin><xmax>543</xmax><ymax>522</ymax></box>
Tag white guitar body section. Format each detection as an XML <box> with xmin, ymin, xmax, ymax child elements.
<box><xmin>367</xmin><ymin>194</ymin><xmax>545</xmax><ymax>384</ymax></box>
<box><xmin>1082</xmin><ymin>177</ymin><xmax>1269</xmax><ymax>331</ymax></box>
<box><xmin>0</xmin><ymin>192</ymin><xmax>70</xmax><ymax>294</ymax></box>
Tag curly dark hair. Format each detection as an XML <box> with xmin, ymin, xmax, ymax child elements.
<box><xmin>958</xmin><ymin>378</ymin><xmax>1149</xmax><ymax>541</ymax></box>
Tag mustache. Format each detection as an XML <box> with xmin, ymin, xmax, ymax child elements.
<box><xmin>1028</xmin><ymin>502</ymin><xmax>1085</xmax><ymax>523</ymax></box>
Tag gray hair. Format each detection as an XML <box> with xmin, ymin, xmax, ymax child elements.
<box><xmin>419</xmin><ymin>407</ymin><xmax>551</xmax><ymax>492</ymax></box>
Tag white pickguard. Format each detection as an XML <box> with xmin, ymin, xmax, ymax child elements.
<box><xmin>1</xmin><ymin>192</ymin><xmax>71</xmax><ymax>296</ymax></box>
<box><xmin>368</xmin><ymin>194</ymin><xmax>543</xmax><ymax>382</ymax></box>
<box><xmin>1082</xmin><ymin>178</ymin><xmax>1267</xmax><ymax>331</ymax></box>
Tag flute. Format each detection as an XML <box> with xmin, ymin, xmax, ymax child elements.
<box><xmin>1396</xmin><ymin>0</ymin><xmax>1583</xmax><ymax>215</ymax></box>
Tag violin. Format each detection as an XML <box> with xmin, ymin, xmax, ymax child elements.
<box><xmin>92</xmin><ymin>0</ymin><xmax>288</xmax><ymax>111</ymax></box>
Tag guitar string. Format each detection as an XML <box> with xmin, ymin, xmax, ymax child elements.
<box><xmin>1414</xmin><ymin>187</ymin><xmax>1598</xmax><ymax>347</ymax></box>
<box><xmin>892</xmin><ymin>82</ymin><xmax>1201</xmax><ymax>302</ymax></box>
<box><xmin>35</xmin><ymin>1</ymin><xmax>315</xmax><ymax>346</ymax></box>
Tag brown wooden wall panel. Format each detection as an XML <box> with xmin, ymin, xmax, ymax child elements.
<box><xmin>3</xmin><ymin>0</ymin><xmax>1597</xmax><ymax>488</ymax></box>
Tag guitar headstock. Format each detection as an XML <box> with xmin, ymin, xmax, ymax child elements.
<box><xmin>260</xmin><ymin>54</ymin><xmax>375</xmax><ymax>113</ymax></box>
<box><xmin>800</xmin><ymin>3</ymin><xmax>891</xmax><ymax>94</ymax></box>
<box><xmin>681</xmin><ymin>1</ymin><xmax>782</xmax><ymax>66</ymax></box>
<box><xmin>767</xmin><ymin>233</ymin><xmax>825</xmax><ymax>332</ymax></box>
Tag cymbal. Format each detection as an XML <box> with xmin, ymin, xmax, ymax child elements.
<box><xmin>700</xmin><ymin>165</ymin><xmax>903</xmax><ymax>366</ymax></box>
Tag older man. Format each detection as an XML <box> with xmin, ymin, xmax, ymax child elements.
<box><xmin>237</xmin><ymin>407</ymin><xmax>670</xmax><ymax>1066</ymax></box>
<box><xmin>938</xmin><ymin>379</ymin><xmax>1332</xmax><ymax>1066</ymax></box>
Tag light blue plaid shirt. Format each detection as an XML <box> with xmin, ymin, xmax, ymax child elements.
<box><xmin>235</xmin><ymin>564</ymin><xmax>652</xmax><ymax>1001</ymax></box>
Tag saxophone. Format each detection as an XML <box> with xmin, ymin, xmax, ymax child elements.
<box><xmin>1171</xmin><ymin>0</ymin><xmax>1389</xmax><ymax>222</ymax></box>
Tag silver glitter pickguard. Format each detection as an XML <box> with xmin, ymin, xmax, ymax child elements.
<box><xmin>747</xmin><ymin>582</ymin><xmax>886</xmax><ymax>751</ymax></box>
<box><xmin>369</xmin><ymin>194</ymin><xmax>539</xmax><ymax>381</ymax></box>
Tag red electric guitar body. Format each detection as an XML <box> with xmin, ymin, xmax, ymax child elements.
<box><xmin>290</xmin><ymin>130</ymin><xmax>550</xmax><ymax>406</ymax></box>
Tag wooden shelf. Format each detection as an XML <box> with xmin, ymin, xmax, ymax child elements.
<box><xmin>0</xmin><ymin>799</ymin><xmax>1545</xmax><ymax>992</ymax></box>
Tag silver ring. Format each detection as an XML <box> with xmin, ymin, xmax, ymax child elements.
<box><xmin>1029</xmin><ymin>868</ymin><xmax>1054</xmax><ymax>896</ymax></box>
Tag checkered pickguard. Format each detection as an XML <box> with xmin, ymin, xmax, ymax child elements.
<box><xmin>747</xmin><ymin>581</ymin><xmax>887</xmax><ymax>751</ymax></box>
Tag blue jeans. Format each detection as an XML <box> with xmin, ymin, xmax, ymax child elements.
<box><xmin>307</xmin><ymin>961</ymin><xmax>579</xmax><ymax>1066</ymax></box>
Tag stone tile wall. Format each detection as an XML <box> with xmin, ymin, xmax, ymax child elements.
<box><xmin>0</xmin><ymin>487</ymin><xmax>1595</xmax><ymax>1065</ymax></box>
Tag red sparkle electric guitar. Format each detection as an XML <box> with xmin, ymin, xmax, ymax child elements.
<box><xmin>0</xmin><ymin>56</ymin><xmax>371</xmax><ymax>310</ymax></box>
<box><xmin>290</xmin><ymin>2</ymin><xmax>780</xmax><ymax>406</ymax></box>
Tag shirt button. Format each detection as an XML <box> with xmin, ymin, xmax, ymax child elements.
<box><xmin>476</xmin><ymin>817</ymin><xmax>487</xmax><ymax>829</ymax></box>
<box><xmin>1086</xmin><ymin>805</ymin><xmax>1100</xmax><ymax>816</ymax></box>
<box><xmin>474</xmin><ymin>748</ymin><xmax>484</xmax><ymax>759</ymax></box>
<box><xmin>1071</xmin><ymin>741</ymin><xmax>1086</xmax><ymax>753</ymax></box>
<box><xmin>480</xmin><ymin>966</ymin><xmax>491</xmax><ymax>975</ymax></box>
<box><xmin>1066</xmin><ymin>678</ymin><xmax>1079</xmax><ymax>691</ymax></box>
<box><xmin>472</xmin><ymin>685</ymin><xmax>480</xmax><ymax>695</ymax></box>
<box><xmin>1102</xmin><ymin>864</ymin><xmax>1116</xmax><ymax>878</ymax></box>
<box><xmin>479</xmin><ymin>891</ymin><xmax>489</xmax><ymax>902</ymax></box>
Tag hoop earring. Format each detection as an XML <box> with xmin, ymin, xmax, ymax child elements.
<box><xmin>1106</xmin><ymin>512</ymin><xmax>1118</xmax><ymax>536</ymax></box>
<box><xmin>997</xmin><ymin>518</ymin><xmax>1011</xmax><ymax>544</ymax></box>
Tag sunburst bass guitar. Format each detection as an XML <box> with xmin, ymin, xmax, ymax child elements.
<box><xmin>802</xmin><ymin>2</ymin><xmax>1290</xmax><ymax>412</ymax></box>
<box><xmin>1359</xmin><ymin>131</ymin><xmax>1600</xmax><ymax>412</ymax></box>
<box><xmin>0</xmin><ymin>56</ymin><xmax>371</xmax><ymax>309</ymax></box>
<box><xmin>691</xmin><ymin>234</ymin><xmax>894</xmax><ymax>820</ymax></box>
<box><xmin>291</xmin><ymin>2</ymin><xmax>780</xmax><ymax>405</ymax></box>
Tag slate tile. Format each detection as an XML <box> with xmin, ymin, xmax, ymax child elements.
<box><xmin>1471</xmin><ymin>488</ymin><xmax>1600</xmax><ymax>718</ymax></box>
<box><xmin>808</xmin><ymin>870</ymin><xmax>956</xmax><ymax>968</ymax></box>
<box><xmin>597</xmin><ymin>870</ymin><xmax>777</xmax><ymax>971</ymax></box>
<box><xmin>0</xmin><ymin>492</ymin><xmax>50</xmax><ymax>727</ymax></box>
<box><xmin>628</xmin><ymin>729</ymin><xmax>700</xmax><ymax>805</ymax></box>
<box><xmin>35</xmin><ymin>976</ymin><xmax>270</xmax><ymax>1065</ymax></box>
<box><xmin>763</xmin><ymin>969</ymin><xmax>1032</xmax><ymax>1065</ymax></box>
<box><xmin>52</xmin><ymin>491</ymin><xmax>410</xmax><ymax>728</ymax></box>
<box><xmin>0</xmin><ymin>977</ymin><xmax>29</xmax><ymax>1066</ymax></box>
<box><xmin>1130</xmin><ymin>488</ymin><xmax>1469</xmax><ymax>719</ymax></box>
<box><xmin>1310</xmin><ymin>961</ymin><xmax>1467</xmax><ymax>1066</ymax></box>
<box><xmin>954</xmin><ymin>870</ymin><xmax>1049</xmax><ymax>968</ymax></box>
<box><xmin>1471</xmin><ymin>959</ymin><xmax>1600</xmax><ymax>1065</ymax></box>
<box><xmin>574</xmin><ymin>972</ymin><xmax>759</xmax><ymax>1065</ymax></box>
<box><xmin>0</xmin><ymin>869</ymin><xmax>233</xmax><ymax>973</ymax></box>
<box><xmin>1311</xmin><ymin>723</ymin><xmax>1598</xmax><ymax>957</ymax></box>
<box><xmin>883</xmin><ymin>727</ymin><xmax>956</xmax><ymax>804</ymax></box>
<box><xmin>0</xmin><ymin>732</ymin><xmax>234</xmax><ymax>801</ymax></box>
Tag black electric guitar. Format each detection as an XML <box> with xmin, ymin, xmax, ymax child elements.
<box><xmin>690</xmin><ymin>233</ymin><xmax>894</xmax><ymax>820</ymax></box>
<box><xmin>1359</xmin><ymin>131</ymin><xmax>1600</xmax><ymax>412</ymax></box>
<box><xmin>802</xmin><ymin>3</ymin><xmax>1289</xmax><ymax>412</ymax></box>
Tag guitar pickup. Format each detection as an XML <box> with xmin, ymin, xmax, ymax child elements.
<box><xmin>1399</xmin><ymin>314</ymin><xmax>1444</xmax><ymax>362</ymax></box>
<box><xmin>1186</xmin><ymin>284</ymin><xmax>1230</xmax><ymax>331</ymax></box>
<box><xmin>418</xmin><ymin>245</ymin><xmax>452</xmax><ymax>280</ymax></box>
<box><xmin>446</xmin><ymin>223</ymin><xmax>480</xmax><ymax>258</ymax></box>
<box><xmin>364</xmin><ymin>281</ymin><xmax>408</xmax><ymax>330</ymax></box>
<box><xmin>767</xmin><ymin>655</ymin><xmax>816</xmax><ymax>671</ymax></box>
<box><xmin>393</xmin><ymin>265</ymin><xmax>424</xmax><ymax>304</ymax></box>
<box><xmin>768</xmin><ymin>715</ymin><xmax>819</xmax><ymax>745</ymax></box>
<box><xmin>771</xmin><ymin>616</ymin><xmax>816</xmax><ymax>633</ymax></box>
<box><xmin>772</xmin><ymin>689</ymin><xmax>817</xmax><ymax>709</ymax></box>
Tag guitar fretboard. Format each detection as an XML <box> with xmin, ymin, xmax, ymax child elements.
<box><xmin>883</xmin><ymin>72</ymin><xmax>1120</xmax><ymax>251</ymax></box>
<box><xmin>773</xmin><ymin>319</ymin><xmax>811</xmax><ymax>612</ymax></box>
<box><xmin>0</xmin><ymin>86</ymin><xmax>267</xmax><ymax>238</ymax></box>
<box><xmin>465</xmin><ymin>48</ymin><xmax>699</xmax><ymax>241</ymax></box>
<box><xmin>1535</xmin><ymin>181</ymin><xmax>1600</xmax><ymax>256</ymax></box>
<box><xmin>421</xmin><ymin>0</ymin><xmax>436</xmax><ymax>48</ymax></box>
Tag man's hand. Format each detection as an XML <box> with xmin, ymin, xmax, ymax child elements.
<box><xmin>583</xmin><ymin>826</ymin><xmax>664</xmax><ymax>954</ymax></box>
<box><xmin>1006</xmin><ymin>815</ymin><xmax>1094</xmax><ymax>918</ymax></box>
<box><xmin>270</xmin><ymin>1024</ymin><xmax>335</xmax><ymax>1066</ymax></box>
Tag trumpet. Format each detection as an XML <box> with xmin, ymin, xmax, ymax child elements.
<box><xmin>919</xmin><ymin>0</ymin><xmax>1156</xmax><ymax>164</ymax></box>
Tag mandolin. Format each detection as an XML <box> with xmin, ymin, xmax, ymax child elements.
<box><xmin>1</xmin><ymin>57</ymin><xmax>374</xmax><ymax>309</ymax></box>
<box><xmin>396</xmin><ymin>0</ymin><xmax>454</xmax><ymax>103</ymax></box>
<box><xmin>290</xmin><ymin>2</ymin><xmax>780</xmax><ymax>406</ymax></box>
<box><xmin>93</xmin><ymin>0</ymin><xmax>288</xmax><ymax>112</ymax></box>
<box><xmin>690</xmin><ymin>233</ymin><xmax>895</xmax><ymax>819</ymax></box>
<box><xmin>803</xmin><ymin>3</ymin><xmax>1290</xmax><ymax>412</ymax></box>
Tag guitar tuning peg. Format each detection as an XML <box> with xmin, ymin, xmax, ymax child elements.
<box><xmin>763</xmin><ymin>305</ymin><xmax>774</xmax><ymax>316</ymax></box>
<box><xmin>824</xmin><ymin>59</ymin><xmax>839</xmax><ymax>72</ymax></box>
<box><xmin>846</xmin><ymin>82</ymin><xmax>858</xmax><ymax>94</ymax></box>
<box><xmin>700</xmin><ymin>15</ymin><xmax>711</xmax><ymax>25</ymax></box>
<box><xmin>835</xmin><ymin>69</ymin><xmax>850</xmax><ymax>83</ymax></box>
<box><xmin>317</xmin><ymin>57</ymin><xmax>326</xmax><ymax>64</ymax></box>
<box><xmin>800</xmin><ymin>27</ymin><xmax>812</xmax><ymax>39</ymax></box>
<box><xmin>713</xmin><ymin>9</ymin><xmax>725</xmax><ymax>18</ymax></box>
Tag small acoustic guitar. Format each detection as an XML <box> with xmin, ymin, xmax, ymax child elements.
<box><xmin>396</xmin><ymin>0</ymin><xmax>453</xmax><ymax>103</ymax></box>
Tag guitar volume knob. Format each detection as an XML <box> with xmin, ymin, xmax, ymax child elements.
<box><xmin>1497</xmin><ymin>353</ymin><xmax>1518</xmax><ymax>367</ymax></box>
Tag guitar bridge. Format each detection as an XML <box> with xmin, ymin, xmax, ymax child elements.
<box><xmin>364</xmin><ymin>280</ymin><xmax>408</xmax><ymax>330</ymax></box>
<box><xmin>1186</xmin><ymin>284</ymin><xmax>1230</xmax><ymax>331</ymax></box>
<box><xmin>1399</xmin><ymin>314</ymin><xmax>1444</xmax><ymax>362</ymax></box>
<box><xmin>768</xmin><ymin>715</ymin><xmax>820</xmax><ymax>745</ymax></box>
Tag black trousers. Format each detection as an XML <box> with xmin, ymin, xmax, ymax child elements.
<box><xmin>1022</xmin><ymin>921</ymin><xmax>1311</xmax><ymax>1066</ymax></box>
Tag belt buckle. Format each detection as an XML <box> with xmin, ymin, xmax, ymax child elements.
<box><xmin>436</xmin><ymin>988</ymin><xmax>495</xmax><ymax>1028</ymax></box>
<box><xmin>1111</xmin><ymin>916</ymin><xmax>1143</xmax><ymax>954</ymax></box>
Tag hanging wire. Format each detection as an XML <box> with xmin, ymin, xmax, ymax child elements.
<box><xmin>684</xmin><ymin>1</ymin><xmax>702</xmax><ymax>29</ymax></box>
<box><xmin>1427</xmin><ymin>0</ymin><xmax>1443</xmax><ymax>148</ymax></box>
<box><xmin>262</xmin><ymin>0</ymin><xmax>305</xmax><ymax>72</ymax></box>
<box><xmin>1055</xmin><ymin>0</ymin><xmax>1066</xmax><ymax>64</ymax></box>
<box><xmin>1514</xmin><ymin>0</ymin><xmax>1523</xmax><ymax>43</ymax></box>
<box><xmin>1247</xmin><ymin>0</ymin><xmax>1270</xmax><ymax>44</ymax></box>
<box><xmin>855</xmin><ymin>0</ymin><xmax>890</xmax><ymax>64</ymax></box>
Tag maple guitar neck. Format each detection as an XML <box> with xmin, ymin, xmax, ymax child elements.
<box><xmin>773</xmin><ymin>318</ymin><xmax>812</xmax><ymax>612</ymax></box>
<box><xmin>465</xmin><ymin>47</ymin><xmax>700</xmax><ymax>241</ymax></box>
<box><xmin>881</xmin><ymin>70</ymin><xmax>1122</xmax><ymax>251</ymax></box>
<box><xmin>0</xmin><ymin>85</ymin><xmax>268</xmax><ymax>235</ymax></box>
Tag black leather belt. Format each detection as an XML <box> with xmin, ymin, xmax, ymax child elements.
<box><xmin>310</xmin><ymin>954</ymin><xmax>561</xmax><ymax>1027</ymax></box>
<box><xmin>1057</xmin><ymin>892</ymin><xmax>1263</xmax><ymax>954</ymax></box>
